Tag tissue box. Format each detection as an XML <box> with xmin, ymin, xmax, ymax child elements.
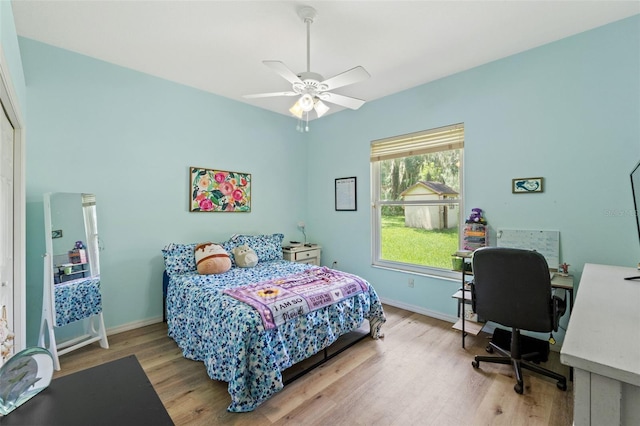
<box><xmin>464</xmin><ymin>304</ymin><xmax>478</xmax><ymax>322</ymax></box>
<box><xmin>69</xmin><ymin>249</ymin><xmax>87</xmax><ymax>264</ymax></box>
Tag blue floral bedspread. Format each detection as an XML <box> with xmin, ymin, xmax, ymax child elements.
<box><xmin>54</xmin><ymin>278</ymin><xmax>103</xmax><ymax>327</ymax></box>
<box><xmin>166</xmin><ymin>260</ymin><xmax>386</xmax><ymax>412</ymax></box>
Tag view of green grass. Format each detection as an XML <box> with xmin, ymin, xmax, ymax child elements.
<box><xmin>381</xmin><ymin>215</ymin><xmax>459</xmax><ymax>269</ymax></box>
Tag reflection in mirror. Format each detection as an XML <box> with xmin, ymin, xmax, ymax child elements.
<box><xmin>45</xmin><ymin>193</ymin><xmax>99</xmax><ymax>285</ymax></box>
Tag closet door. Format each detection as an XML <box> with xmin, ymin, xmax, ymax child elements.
<box><xmin>0</xmin><ymin>106</ymin><xmax>14</xmax><ymax>364</ymax></box>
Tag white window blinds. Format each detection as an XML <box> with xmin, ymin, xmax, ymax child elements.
<box><xmin>370</xmin><ymin>123</ymin><xmax>464</xmax><ymax>162</ymax></box>
<box><xmin>82</xmin><ymin>193</ymin><xmax>96</xmax><ymax>206</ymax></box>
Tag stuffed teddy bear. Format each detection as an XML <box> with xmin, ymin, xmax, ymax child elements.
<box><xmin>232</xmin><ymin>244</ymin><xmax>258</xmax><ymax>268</ymax></box>
<box><xmin>466</xmin><ymin>208</ymin><xmax>487</xmax><ymax>224</ymax></box>
<box><xmin>195</xmin><ymin>242</ymin><xmax>231</xmax><ymax>275</ymax></box>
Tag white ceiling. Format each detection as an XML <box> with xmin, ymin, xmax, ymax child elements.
<box><xmin>11</xmin><ymin>1</ymin><xmax>640</xmax><ymax>119</ymax></box>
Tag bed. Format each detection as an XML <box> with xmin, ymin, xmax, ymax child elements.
<box><xmin>162</xmin><ymin>234</ymin><xmax>386</xmax><ymax>412</ymax></box>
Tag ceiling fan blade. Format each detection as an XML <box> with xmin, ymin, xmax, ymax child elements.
<box><xmin>319</xmin><ymin>92</ymin><xmax>366</xmax><ymax>110</ymax></box>
<box><xmin>320</xmin><ymin>66</ymin><xmax>370</xmax><ymax>91</ymax></box>
<box><xmin>243</xmin><ymin>91</ymin><xmax>297</xmax><ymax>99</ymax></box>
<box><xmin>263</xmin><ymin>61</ymin><xmax>303</xmax><ymax>85</ymax></box>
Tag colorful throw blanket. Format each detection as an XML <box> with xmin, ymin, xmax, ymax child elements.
<box><xmin>223</xmin><ymin>266</ymin><xmax>369</xmax><ymax>330</ymax></box>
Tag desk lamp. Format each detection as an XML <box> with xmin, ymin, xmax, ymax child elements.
<box><xmin>297</xmin><ymin>221</ymin><xmax>307</xmax><ymax>244</ymax></box>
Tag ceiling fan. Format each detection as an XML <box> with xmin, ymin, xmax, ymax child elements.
<box><xmin>243</xmin><ymin>6</ymin><xmax>370</xmax><ymax>129</ymax></box>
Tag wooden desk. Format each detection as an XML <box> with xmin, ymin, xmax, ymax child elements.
<box><xmin>560</xmin><ymin>263</ymin><xmax>640</xmax><ymax>426</ymax></box>
<box><xmin>2</xmin><ymin>355</ymin><xmax>174</xmax><ymax>425</ymax></box>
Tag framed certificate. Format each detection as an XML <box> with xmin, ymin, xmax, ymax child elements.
<box><xmin>335</xmin><ymin>177</ymin><xmax>357</xmax><ymax>211</ymax></box>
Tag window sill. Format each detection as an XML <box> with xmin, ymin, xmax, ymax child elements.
<box><xmin>372</xmin><ymin>260</ymin><xmax>460</xmax><ymax>282</ymax></box>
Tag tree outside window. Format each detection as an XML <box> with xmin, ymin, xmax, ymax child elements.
<box><xmin>371</xmin><ymin>124</ymin><xmax>463</xmax><ymax>276</ymax></box>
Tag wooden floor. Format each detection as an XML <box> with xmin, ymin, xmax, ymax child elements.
<box><xmin>54</xmin><ymin>305</ymin><xmax>573</xmax><ymax>425</ymax></box>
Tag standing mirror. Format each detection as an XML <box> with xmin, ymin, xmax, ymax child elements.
<box><xmin>40</xmin><ymin>193</ymin><xmax>108</xmax><ymax>370</ymax></box>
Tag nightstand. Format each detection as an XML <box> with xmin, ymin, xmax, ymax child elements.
<box><xmin>282</xmin><ymin>245</ymin><xmax>322</xmax><ymax>266</ymax></box>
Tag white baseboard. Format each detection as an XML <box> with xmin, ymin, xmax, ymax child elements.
<box><xmin>106</xmin><ymin>316</ymin><xmax>163</xmax><ymax>336</ymax></box>
<box><xmin>378</xmin><ymin>298</ymin><xmax>562</xmax><ymax>353</ymax></box>
<box><xmin>378</xmin><ymin>296</ymin><xmax>499</xmax><ymax>338</ymax></box>
<box><xmin>379</xmin><ymin>297</ymin><xmax>459</xmax><ymax>324</ymax></box>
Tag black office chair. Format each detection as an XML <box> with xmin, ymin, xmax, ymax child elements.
<box><xmin>470</xmin><ymin>247</ymin><xmax>567</xmax><ymax>394</ymax></box>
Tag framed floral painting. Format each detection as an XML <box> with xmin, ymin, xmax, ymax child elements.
<box><xmin>190</xmin><ymin>167</ymin><xmax>251</xmax><ymax>212</ymax></box>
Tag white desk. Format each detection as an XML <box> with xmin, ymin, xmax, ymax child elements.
<box><xmin>560</xmin><ymin>263</ymin><xmax>640</xmax><ymax>426</ymax></box>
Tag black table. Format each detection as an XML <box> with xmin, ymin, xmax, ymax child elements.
<box><xmin>2</xmin><ymin>355</ymin><xmax>174</xmax><ymax>426</ymax></box>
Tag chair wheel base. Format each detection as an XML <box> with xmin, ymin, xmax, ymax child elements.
<box><xmin>472</xmin><ymin>360</ymin><xmax>480</xmax><ymax>369</ymax></box>
<box><xmin>514</xmin><ymin>382</ymin><xmax>524</xmax><ymax>394</ymax></box>
<box><xmin>557</xmin><ymin>381</ymin><xmax>567</xmax><ymax>391</ymax></box>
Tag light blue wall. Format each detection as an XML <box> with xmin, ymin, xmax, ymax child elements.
<box><xmin>19</xmin><ymin>38</ymin><xmax>309</xmax><ymax>344</ymax></box>
<box><xmin>305</xmin><ymin>15</ymin><xmax>640</xmax><ymax>340</ymax></box>
<box><xmin>0</xmin><ymin>1</ymin><xmax>26</xmax><ymax>113</ymax></box>
<box><xmin>17</xmin><ymin>15</ymin><xmax>640</xmax><ymax>346</ymax></box>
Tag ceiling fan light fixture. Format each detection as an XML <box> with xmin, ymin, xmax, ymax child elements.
<box><xmin>314</xmin><ymin>99</ymin><xmax>329</xmax><ymax>118</ymax></box>
<box><xmin>289</xmin><ymin>100</ymin><xmax>304</xmax><ymax>119</ymax></box>
<box><xmin>299</xmin><ymin>94</ymin><xmax>315</xmax><ymax>112</ymax></box>
<box><xmin>243</xmin><ymin>5</ymin><xmax>370</xmax><ymax>128</ymax></box>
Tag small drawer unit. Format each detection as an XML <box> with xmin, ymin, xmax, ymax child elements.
<box><xmin>282</xmin><ymin>245</ymin><xmax>322</xmax><ymax>266</ymax></box>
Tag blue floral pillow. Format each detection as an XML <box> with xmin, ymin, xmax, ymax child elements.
<box><xmin>233</xmin><ymin>233</ymin><xmax>284</xmax><ymax>262</ymax></box>
<box><xmin>162</xmin><ymin>243</ymin><xmax>197</xmax><ymax>276</ymax></box>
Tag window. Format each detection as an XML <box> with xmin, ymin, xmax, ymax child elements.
<box><xmin>370</xmin><ymin>123</ymin><xmax>464</xmax><ymax>278</ymax></box>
